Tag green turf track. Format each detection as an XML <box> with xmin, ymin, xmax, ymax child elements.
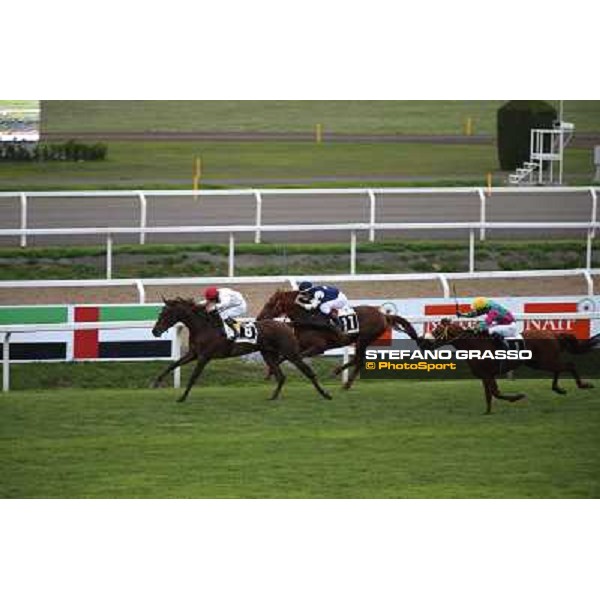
<box><xmin>1</xmin><ymin>379</ymin><xmax>598</xmax><ymax>499</ymax></box>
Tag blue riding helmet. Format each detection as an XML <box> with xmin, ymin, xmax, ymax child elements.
<box><xmin>298</xmin><ymin>281</ymin><xmax>313</xmax><ymax>292</ymax></box>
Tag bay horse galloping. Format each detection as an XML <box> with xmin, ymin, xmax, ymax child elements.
<box><xmin>151</xmin><ymin>298</ymin><xmax>332</xmax><ymax>403</ymax></box>
<box><xmin>256</xmin><ymin>289</ymin><xmax>422</xmax><ymax>390</ymax></box>
<box><xmin>430</xmin><ymin>318</ymin><xmax>599</xmax><ymax>414</ymax></box>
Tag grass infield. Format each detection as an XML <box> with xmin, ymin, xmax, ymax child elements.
<box><xmin>1</xmin><ymin>371</ymin><xmax>598</xmax><ymax>498</ymax></box>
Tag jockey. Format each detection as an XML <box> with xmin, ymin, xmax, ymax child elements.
<box><xmin>457</xmin><ymin>297</ymin><xmax>518</xmax><ymax>345</ymax></box>
<box><xmin>202</xmin><ymin>286</ymin><xmax>248</xmax><ymax>337</ymax></box>
<box><xmin>297</xmin><ymin>281</ymin><xmax>350</xmax><ymax>330</ymax></box>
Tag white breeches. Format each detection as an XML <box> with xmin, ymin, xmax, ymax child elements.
<box><xmin>319</xmin><ymin>293</ymin><xmax>349</xmax><ymax>315</ymax></box>
<box><xmin>489</xmin><ymin>323</ymin><xmax>518</xmax><ymax>338</ymax></box>
<box><xmin>220</xmin><ymin>301</ymin><xmax>247</xmax><ymax>320</ymax></box>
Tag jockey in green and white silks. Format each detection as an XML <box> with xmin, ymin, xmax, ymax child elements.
<box><xmin>458</xmin><ymin>297</ymin><xmax>519</xmax><ymax>339</ymax></box>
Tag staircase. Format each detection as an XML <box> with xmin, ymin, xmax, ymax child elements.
<box><xmin>509</xmin><ymin>121</ymin><xmax>574</xmax><ymax>186</ymax></box>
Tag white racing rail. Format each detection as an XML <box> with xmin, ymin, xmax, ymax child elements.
<box><xmin>0</xmin><ymin>220</ymin><xmax>598</xmax><ymax>278</ymax></box>
<box><xmin>2</xmin><ymin>312</ymin><xmax>599</xmax><ymax>392</ymax></box>
<box><xmin>0</xmin><ymin>268</ymin><xmax>598</xmax><ymax>301</ymax></box>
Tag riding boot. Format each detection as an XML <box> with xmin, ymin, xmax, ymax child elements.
<box><xmin>224</xmin><ymin>316</ymin><xmax>239</xmax><ymax>338</ymax></box>
<box><xmin>491</xmin><ymin>332</ymin><xmax>507</xmax><ymax>350</ymax></box>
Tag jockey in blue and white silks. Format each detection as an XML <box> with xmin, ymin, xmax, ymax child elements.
<box><xmin>297</xmin><ymin>281</ymin><xmax>350</xmax><ymax>325</ymax></box>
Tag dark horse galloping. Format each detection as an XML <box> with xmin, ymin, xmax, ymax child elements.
<box><xmin>430</xmin><ymin>318</ymin><xmax>599</xmax><ymax>414</ymax></box>
<box><xmin>151</xmin><ymin>298</ymin><xmax>332</xmax><ymax>403</ymax></box>
<box><xmin>257</xmin><ymin>289</ymin><xmax>422</xmax><ymax>389</ymax></box>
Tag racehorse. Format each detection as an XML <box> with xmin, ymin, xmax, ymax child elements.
<box><xmin>429</xmin><ymin>318</ymin><xmax>599</xmax><ymax>414</ymax></box>
<box><xmin>151</xmin><ymin>297</ymin><xmax>332</xmax><ymax>403</ymax></box>
<box><xmin>256</xmin><ymin>289</ymin><xmax>422</xmax><ymax>390</ymax></box>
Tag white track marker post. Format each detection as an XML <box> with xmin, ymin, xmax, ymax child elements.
<box><xmin>478</xmin><ymin>188</ymin><xmax>486</xmax><ymax>241</ymax></box>
<box><xmin>586</xmin><ymin>229</ymin><xmax>593</xmax><ymax>270</ymax></box>
<box><xmin>20</xmin><ymin>192</ymin><xmax>27</xmax><ymax>248</ymax></box>
<box><xmin>254</xmin><ymin>191</ymin><xmax>262</xmax><ymax>244</ymax></box>
<box><xmin>469</xmin><ymin>229</ymin><xmax>475</xmax><ymax>273</ymax></box>
<box><xmin>138</xmin><ymin>192</ymin><xmax>147</xmax><ymax>245</ymax></box>
<box><xmin>228</xmin><ymin>233</ymin><xmax>235</xmax><ymax>277</ymax></box>
<box><xmin>368</xmin><ymin>190</ymin><xmax>376</xmax><ymax>242</ymax></box>
<box><xmin>350</xmin><ymin>231</ymin><xmax>357</xmax><ymax>275</ymax></box>
<box><xmin>590</xmin><ymin>187</ymin><xmax>597</xmax><ymax>239</ymax></box>
<box><xmin>106</xmin><ymin>234</ymin><xmax>113</xmax><ymax>279</ymax></box>
<box><xmin>2</xmin><ymin>332</ymin><xmax>10</xmax><ymax>392</ymax></box>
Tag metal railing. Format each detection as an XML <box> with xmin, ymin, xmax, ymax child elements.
<box><xmin>0</xmin><ymin>268</ymin><xmax>598</xmax><ymax>302</ymax></box>
<box><xmin>0</xmin><ymin>185</ymin><xmax>597</xmax><ymax>247</ymax></box>
<box><xmin>0</xmin><ymin>220</ymin><xmax>598</xmax><ymax>279</ymax></box>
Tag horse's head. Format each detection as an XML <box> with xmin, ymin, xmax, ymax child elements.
<box><xmin>430</xmin><ymin>318</ymin><xmax>463</xmax><ymax>343</ymax></box>
<box><xmin>152</xmin><ymin>297</ymin><xmax>199</xmax><ymax>337</ymax></box>
<box><xmin>257</xmin><ymin>289</ymin><xmax>298</xmax><ymax>320</ymax></box>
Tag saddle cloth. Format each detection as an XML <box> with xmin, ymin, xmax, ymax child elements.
<box><xmin>336</xmin><ymin>307</ymin><xmax>359</xmax><ymax>334</ymax></box>
<box><xmin>225</xmin><ymin>320</ymin><xmax>259</xmax><ymax>344</ymax></box>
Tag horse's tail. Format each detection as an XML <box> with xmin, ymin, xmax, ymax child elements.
<box><xmin>557</xmin><ymin>332</ymin><xmax>600</xmax><ymax>354</ymax></box>
<box><xmin>386</xmin><ymin>314</ymin><xmax>420</xmax><ymax>342</ymax></box>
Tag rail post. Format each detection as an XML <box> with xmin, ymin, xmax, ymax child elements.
<box><xmin>350</xmin><ymin>231</ymin><xmax>357</xmax><ymax>275</ymax></box>
<box><xmin>254</xmin><ymin>191</ymin><xmax>262</xmax><ymax>244</ymax></box>
<box><xmin>586</xmin><ymin>229</ymin><xmax>593</xmax><ymax>270</ymax></box>
<box><xmin>469</xmin><ymin>229</ymin><xmax>475</xmax><ymax>273</ymax></box>
<box><xmin>342</xmin><ymin>346</ymin><xmax>349</xmax><ymax>385</ymax></box>
<box><xmin>368</xmin><ymin>190</ymin><xmax>376</xmax><ymax>242</ymax></box>
<box><xmin>228</xmin><ymin>233</ymin><xmax>235</xmax><ymax>277</ymax></box>
<box><xmin>135</xmin><ymin>279</ymin><xmax>146</xmax><ymax>304</ymax></box>
<box><xmin>2</xmin><ymin>332</ymin><xmax>10</xmax><ymax>392</ymax></box>
<box><xmin>173</xmin><ymin>325</ymin><xmax>182</xmax><ymax>389</ymax></box>
<box><xmin>138</xmin><ymin>192</ymin><xmax>147</xmax><ymax>245</ymax></box>
<box><xmin>591</xmin><ymin>188</ymin><xmax>598</xmax><ymax>238</ymax></box>
<box><xmin>477</xmin><ymin>188</ymin><xmax>486</xmax><ymax>241</ymax></box>
<box><xmin>106</xmin><ymin>234</ymin><xmax>113</xmax><ymax>280</ymax></box>
<box><xmin>20</xmin><ymin>192</ymin><xmax>27</xmax><ymax>248</ymax></box>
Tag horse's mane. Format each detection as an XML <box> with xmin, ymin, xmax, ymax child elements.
<box><xmin>166</xmin><ymin>296</ymin><xmax>197</xmax><ymax>309</ymax></box>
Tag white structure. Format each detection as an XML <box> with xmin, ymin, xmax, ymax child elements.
<box><xmin>509</xmin><ymin>121</ymin><xmax>575</xmax><ymax>186</ymax></box>
<box><xmin>594</xmin><ymin>146</ymin><xmax>600</xmax><ymax>183</ymax></box>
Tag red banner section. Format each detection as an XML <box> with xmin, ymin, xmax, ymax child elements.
<box><xmin>73</xmin><ymin>306</ymin><xmax>99</xmax><ymax>359</ymax></box>
<box><xmin>523</xmin><ymin>302</ymin><xmax>589</xmax><ymax>339</ymax></box>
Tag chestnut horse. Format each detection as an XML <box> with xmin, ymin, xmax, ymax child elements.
<box><xmin>256</xmin><ymin>289</ymin><xmax>422</xmax><ymax>389</ymax></box>
<box><xmin>430</xmin><ymin>318</ymin><xmax>599</xmax><ymax>414</ymax></box>
<box><xmin>151</xmin><ymin>298</ymin><xmax>332</xmax><ymax>403</ymax></box>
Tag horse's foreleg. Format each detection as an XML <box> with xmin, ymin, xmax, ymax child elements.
<box><xmin>551</xmin><ymin>370</ymin><xmax>567</xmax><ymax>394</ymax></box>
<box><xmin>286</xmin><ymin>354</ymin><xmax>332</xmax><ymax>400</ymax></box>
<box><xmin>176</xmin><ymin>356</ymin><xmax>210</xmax><ymax>403</ymax></box>
<box><xmin>482</xmin><ymin>379</ymin><xmax>493</xmax><ymax>414</ymax></box>
<box><xmin>152</xmin><ymin>349</ymin><xmax>196</xmax><ymax>388</ymax></box>
<box><xmin>489</xmin><ymin>377</ymin><xmax>526</xmax><ymax>403</ymax></box>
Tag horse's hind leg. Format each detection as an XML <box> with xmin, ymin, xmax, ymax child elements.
<box><xmin>177</xmin><ymin>356</ymin><xmax>210</xmax><ymax>403</ymax></box>
<box><xmin>565</xmin><ymin>361</ymin><xmax>594</xmax><ymax>389</ymax></box>
<box><xmin>343</xmin><ymin>344</ymin><xmax>366</xmax><ymax>390</ymax></box>
<box><xmin>551</xmin><ymin>370</ymin><xmax>567</xmax><ymax>394</ymax></box>
<box><xmin>261</xmin><ymin>351</ymin><xmax>286</xmax><ymax>401</ymax></box>
<box><xmin>482</xmin><ymin>379</ymin><xmax>494</xmax><ymax>414</ymax></box>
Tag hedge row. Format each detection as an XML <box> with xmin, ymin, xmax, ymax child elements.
<box><xmin>0</xmin><ymin>140</ymin><xmax>108</xmax><ymax>161</ymax></box>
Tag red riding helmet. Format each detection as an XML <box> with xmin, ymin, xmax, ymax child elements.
<box><xmin>204</xmin><ymin>286</ymin><xmax>219</xmax><ymax>301</ymax></box>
